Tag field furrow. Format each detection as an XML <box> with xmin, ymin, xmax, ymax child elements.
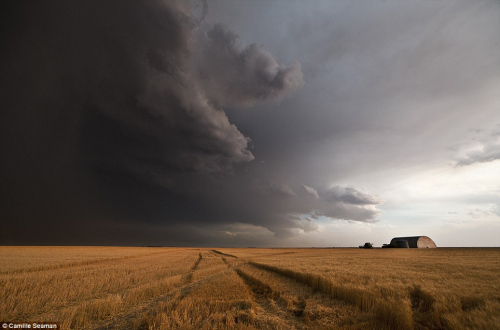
<box><xmin>248</xmin><ymin>261</ymin><xmax>414</xmax><ymax>329</ymax></box>
<box><xmin>181</xmin><ymin>252</ymin><xmax>203</xmax><ymax>284</ymax></box>
<box><xmin>91</xmin><ymin>270</ymin><xmax>231</xmax><ymax>329</ymax></box>
<box><xmin>238</xmin><ymin>264</ymin><xmax>370</xmax><ymax>329</ymax></box>
<box><xmin>0</xmin><ymin>250</ymin><xmax>199</xmax><ymax>321</ymax></box>
<box><xmin>132</xmin><ymin>268</ymin><xmax>255</xmax><ymax>329</ymax></box>
<box><xmin>235</xmin><ymin>267</ymin><xmax>308</xmax><ymax>329</ymax></box>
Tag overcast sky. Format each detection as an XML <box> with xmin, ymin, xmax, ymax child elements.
<box><xmin>1</xmin><ymin>0</ymin><xmax>499</xmax><ymax>247</ymax></box>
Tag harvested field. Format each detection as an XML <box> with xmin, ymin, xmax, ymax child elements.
<box><xmin>1</xmin><ymin>247</ymin><xmax>499</xmax><ymax>329</ymax></box>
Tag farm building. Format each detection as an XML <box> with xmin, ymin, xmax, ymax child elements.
<box><xmin>389</xmin><ymin>236</ymin><xmax>437</xmax><ymax>248</ymax></box>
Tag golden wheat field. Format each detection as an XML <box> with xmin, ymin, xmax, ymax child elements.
<box><xmin>1</xmin><ymin>247</ymin><xmax>499</xmax><ymax>329</ymax></box>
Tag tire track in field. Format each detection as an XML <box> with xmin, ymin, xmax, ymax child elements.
<box><xmin>97</xmin><ymin>255</ymin><xmax>239</xmax><ymax>329</ymax></box>
<box><xmin>92</xmin><ymin>263</ymin><xmax>230</xmax><ymax>330</ymax></box>
<box><xmin>178</xmin><ymin>251</ymin><xmax>236</xmax><ymax>299</ymax></box>
<box><xmin>246</xmin><ymin>262</ymin><xmax>378</xmax><ymax>329</ymax></box>
<box><xmin>240</xmin><ymin>263</ymin><xmax>367</xmax><ymax>329</ymax></box>
<box><xmin>211</xmin><ymin>249</ymin><xmax>238</xmax><ymax>258</ymax></box>
<box><xmin>210</xmin><ymin>250</ymin><xmax>242</xmax><ymax>269</ymax></box>
<box><xmin>181</xmin><ymin>252</ymin><xmax>202</xmax><ymax>285</ymax></box>
<box><xmin>235</xmin><ymin>266</ymin><xmax>307</xmax><ymax>329</ymax></box>
<box><xmin>32</xmin><ymin>273</ymin><xmax>183</xmax><ymax>323</ymax></box>
<box><xmin>31</xmin><ymin>264</ymin><xmax>194</xmax><ymax>323</ymax></box>
<box><xmin>29</xmin><ymin>252</ymin><xmax>202</xmax><ymax>325</ymax></box>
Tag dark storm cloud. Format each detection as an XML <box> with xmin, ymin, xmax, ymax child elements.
<box><xmin>210</xmin><ymin>0</ymin><xmax>500</xmax><ymax>186</ymax></box>
<box><xmin>1</xmin><ymin>0</ymin><xmax>299</xmax><ymax>189</ymax></box>
<box><xmin>301</xmin><ymin>184</ymin><xmax>320</xmax><ymax>199</ymax></box>
<box><xmin>456</xmin><ymin>144</ymin><xmax>500</xmax><ymax>167</ymax></box>
<box><xmin>10</xmin><ymin>0</ymin><xmax>496</xmax><ymax>246</ymax></box>
<box><xmin>455</xmin><ymin>125</ymin><xmax>500</xmax><ymax>166</ymax></box>
<box><xmin>192</xmin><ymin>24</ymin><xmax>303</xmax><ymax>107</ymax></box>
<box><xmin>301</xmin><ymin>185</ymin><xmax>382</xmax><ymax>206</ymax></box>
<box><xmin>262</xmin><ymin>182</ymin><xmax>297</xmax><ymax>198</ymax></box>
<box><xmin>0</xmin><ymin>0</ymin><xmax>337</xmax><ymax>245</ymax></box>
<box><xmin>306</xmin><ymin>185</ymin><xmax>382</xmax><ymax>223</ymax></box>
<box><xmin>322</xmin><ymin>187</ymin><xmax>382</xmax><ymax>206</ymax></box>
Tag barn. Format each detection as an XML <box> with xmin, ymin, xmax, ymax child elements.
<box><xmin>389</xmin><ymin>236</ymin><xmax>437</xmax><ymax>248</ymax></box>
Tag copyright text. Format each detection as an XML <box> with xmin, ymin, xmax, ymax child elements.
<box><xmin>1</xmin><ymin>323</ymin><xmax>59</xmax><ymax>329</ymax></box>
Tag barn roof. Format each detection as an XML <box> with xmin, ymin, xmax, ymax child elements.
<box><xmin>390</xmin><ymin>236</ymin><xmax>437</xmax><ymax>248</ymax></box>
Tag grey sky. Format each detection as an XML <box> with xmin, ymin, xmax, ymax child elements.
<box><xmin>1</xmin><ymin>0</ymin><xmax>499</xmax><ymax>246</ymax></box>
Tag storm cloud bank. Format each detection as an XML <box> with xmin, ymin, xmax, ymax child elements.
<box><xmin>455</xmin><ymin>126</ymin><xmax>500</xmax><ymax>167</ymax></box>
<box><xmin>0</xmin><ymin>0</ymin><xmax>382</xmax><ymax>245</ymax></box>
